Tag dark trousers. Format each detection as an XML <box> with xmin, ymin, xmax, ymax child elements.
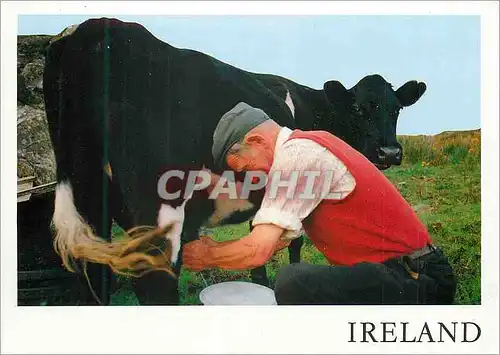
<box><xmin>274</xmin><ymin>246</ymin><xmax>457</xmax><ymax>305</ymax></box>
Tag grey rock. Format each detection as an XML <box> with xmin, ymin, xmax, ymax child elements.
<box><xmin>17</xmin><ymin>34</ymin><xmax>57</xmax><ymax>186</ymax></box>
<box><xmin>17</xmin><ymin>35</ymin><xmax>52</xmax><ymax>109</ymax></box>
<box><xmin>17</xmin><ymin>105</ymin><xmax>56</xmax><ymax>185</ymax></box>
<box><xmin>22</xmin><ymin>60</ymin><xmax>45</xmax><ymax>91</ymax></box>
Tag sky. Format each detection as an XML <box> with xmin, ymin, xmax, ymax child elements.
<box><xmin>18</xmin><ymin>15</ymin><xmax>480</xmax><ymax>135</ymax></box>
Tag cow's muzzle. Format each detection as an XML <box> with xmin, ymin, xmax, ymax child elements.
<box><xmin>376</xmin><ymin>146</ymin><xmax>402</xmax><ymax>168</ymax></box>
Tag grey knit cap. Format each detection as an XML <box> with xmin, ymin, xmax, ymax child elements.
<box><xmin>212</xmin><ymin>102</ymin><xmax>270</xmax><ymax>169</ymax></box>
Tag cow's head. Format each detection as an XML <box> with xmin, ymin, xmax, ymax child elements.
<box><xmin>322</xmin><ymin>74</ymin><xmax>426</xmax><ymax>169</ymax></box>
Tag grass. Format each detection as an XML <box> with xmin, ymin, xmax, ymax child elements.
<box><xmin>110</xmin><ymin>129</ymin><xmax>481</xmax><ymax>305</ymax></box>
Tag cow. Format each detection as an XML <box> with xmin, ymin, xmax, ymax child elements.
<box><xmin>43</xmin><ymin>17</ymin><xmax>427</xmax><ymax>305</ymax></box>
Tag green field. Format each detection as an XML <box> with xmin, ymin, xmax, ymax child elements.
<box><xmin>110</xmin><ymin>130</ymin><xmax>481</xmax><ymax>305</ymax></box>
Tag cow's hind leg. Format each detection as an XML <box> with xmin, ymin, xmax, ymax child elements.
<box><xmin>75</xmin><ymin>187</ymin><xmax>113</xmax><ymax>305</ymax></box>
<box><xmin>111</xmin><ymin>217</ymin><xmax>181</xmax><ymax>305</ymax></box>
<box><xmin>108</xmin><ymin>202</ymin><xmax>182</xmax><ymax>306</ymax></box>
<box><xmin>131</xmin><ymin>262</ymin><xmax>181</xmax><ymax>305</ymax></box>
<box><xmin>52</xmin><ymin>173</ymin><xmax>114</xmax><ymax>305</ymax></box>
<box><xmin>46</xmin><ymin>91</ymin><xmax>114</xmax><ymax>304</ymax></box>
<box><xmin>130</xmin><ymin>200</ymin><xmax>195</xmax><ymax>306</ymax></box>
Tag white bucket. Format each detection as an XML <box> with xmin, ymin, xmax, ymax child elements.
<box><xmin>199</xmin><ymin>281</ymin><xmax>277</xmax><ymax>305</ymax></box>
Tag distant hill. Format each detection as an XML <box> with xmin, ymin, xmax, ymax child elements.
<box><xmin>398</xmin><ymin>128</ymin><xmax>481</xmax><ymax>138</ymax></box>
<box><xmin>435</xmin><ymin>128</ymin><xmax>481</xmax><ymax>136</ymax></box>
<box><xmin>398</xmin><ymin>128</ymin><xmax>481</xmax><ymax>146</ymax></box>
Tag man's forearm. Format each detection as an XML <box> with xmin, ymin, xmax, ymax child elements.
<box><xmin>205</xmin><ymin>238</ymin><xmax>266</xmax><ymax>270</ymax></box>
<box><xmin>204</xmin><ymin>237</ymin><xmax>290</xmax><ymax>271</ymax></box>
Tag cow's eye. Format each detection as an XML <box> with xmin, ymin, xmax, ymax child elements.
<box><xmin>371</xmin><ymin>102</ymin><xmax>380</xmax><ymax>110</ymax></box>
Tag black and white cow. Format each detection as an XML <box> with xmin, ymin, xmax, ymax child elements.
<box><xmin>43</xmin><ymin>18</ymin><xmax>427</xmax><ymax>305</ymax></box>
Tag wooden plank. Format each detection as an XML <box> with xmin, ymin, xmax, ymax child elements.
<box><xmin>17</xmin><ymin>181</ymin><xmax>57</xmax><ymax>203</ymax></box>
<box><xmin>18</xmin><ymin>269</ymin><xmax>75</xmax><ymax>282</ymax></box>
<box><xmin>17</xmin><ymin>176</ymin><xmax>36</xmax><ymax>185</ymax></box>
<box><xmin>17</xmin><ymin>176</ymin><xmax>36</xmax><ymax>202</ymax></box>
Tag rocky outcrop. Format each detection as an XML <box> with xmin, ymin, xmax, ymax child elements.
<box><xmin>17</xmin><ymin>104</ymin><xmax>56</xmax><ymax>184</ymax></box>
<box><xmin>17</xmin><ymin>35</ymin><xmax>56</xmax><ymax>186</ymax></box>
<box><xmin>17</xmin><ymin>35</ymin><xmax>52</xmax><ymax>109</ymax></box>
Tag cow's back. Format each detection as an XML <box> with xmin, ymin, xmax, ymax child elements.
<box><xmin>44</xmin><ymin>17</ymin><xmax>324</xmax><ymax>229</ymax></box>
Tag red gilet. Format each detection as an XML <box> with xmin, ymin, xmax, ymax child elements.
<box><xmin>286</xmin><ymin>130</ymin><xmax>432</xmax><ymax>266</ymax></box>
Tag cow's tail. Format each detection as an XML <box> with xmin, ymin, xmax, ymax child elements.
<box><xmin>52</xmin><ymin>180</ymin><xmax>177</xmax><ymax>279</ymax></box>
<box><xmin>52</xmin><ymin>180</ymin><xmax>104</xmax><ymax>273</ymax></box>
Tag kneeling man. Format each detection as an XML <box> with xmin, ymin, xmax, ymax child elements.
<box><xmin>183</xmin><ymin>102</ymin><xmax>456</xmax><ymax>305</ymax></box>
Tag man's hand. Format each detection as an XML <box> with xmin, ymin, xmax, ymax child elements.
<box><xmin>183</xmin><ymin>224</ymin><xmax>285</xmax><ymax>272</ymax></box>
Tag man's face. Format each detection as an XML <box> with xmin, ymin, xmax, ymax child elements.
<box><xmin>226</xmin><ymin>140</ymin><xmax>272</xmax><ymax>173</ymax></box>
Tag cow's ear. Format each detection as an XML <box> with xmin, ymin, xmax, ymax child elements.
<box><xmin>396</xmin><ymin>81</ymin><xmax>427</xmax><ymax>107</ymax></box>
<box><xmin>324</xmin><ymin>80</ymin><xmax>350</xmax><ymax>104</ymax></box>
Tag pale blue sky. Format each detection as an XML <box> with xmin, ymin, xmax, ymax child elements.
<box><xmin>18</xmin><ymin>15</ymin><xmax>480</xmax><ymax>135</ymax></box>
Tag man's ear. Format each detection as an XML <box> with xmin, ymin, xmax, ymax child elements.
<box><xmin>245</xmin><ymin>133</ymin><xmax>266</xmax><ymax>146</ymax></box>
<box><xmin>323</xmin><ymin>80</ymin><xmax>351</xmax><ymax>105</ymax></box>
<box><xmin>396</xmin><ymin>80</ymin><xmax>427</xmax><ymax>107</ymax></box>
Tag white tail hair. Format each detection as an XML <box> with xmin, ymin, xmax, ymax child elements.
<box><xmin>52</xmin><ymin>181</ymin><xmax>107</xmax><ymax>272</ymax></box>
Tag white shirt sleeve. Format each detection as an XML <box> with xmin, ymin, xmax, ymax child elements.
<box><xmin>251</xmin><ymin>138</ymin><xmax>356</xmax><ymax>240</ymax></box>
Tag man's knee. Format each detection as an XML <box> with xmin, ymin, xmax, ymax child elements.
<box><xmin>274</xmin><ymin>263</ymin><xmax>319</xmax><ymax>305</ymax></box>
<box><xmin>275</xmin><ymin>263</ymin><xmax>300</xmax><ymax>304</ymax></box>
